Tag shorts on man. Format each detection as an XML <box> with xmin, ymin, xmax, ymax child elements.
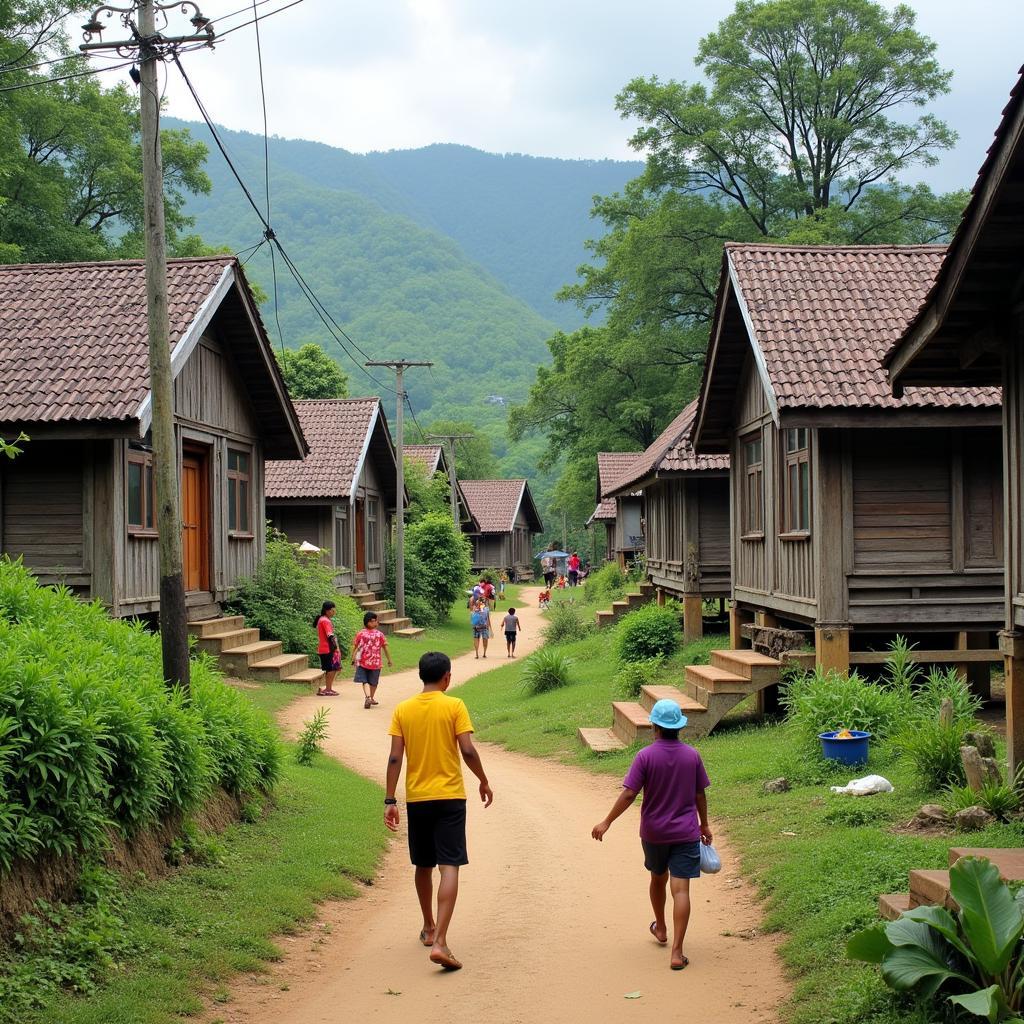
<box><xmin>641</xmin><ymin>839</ymin><xmax>701</xmax><ymax>879</ymax></box>
<box><xmin>407</xmin><ymin>798</ymin><xmax>468</xmax><ymax>867</ymax></box>
<box><xmin>354</xmin><ymin>665</ymin><xmax>381</xmax><ymax>686</ymax></box>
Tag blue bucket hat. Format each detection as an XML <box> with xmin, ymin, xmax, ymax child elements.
<box><xmin>649</xmin><ymin>698</ymin><xmax>687</xmax><ymax>730</ymax></box>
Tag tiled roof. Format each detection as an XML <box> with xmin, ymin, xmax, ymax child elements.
<box><xmin>0</xmin><ymin>257</ymin><xmax>236</xmax><ymax>424</ymax></box>
<box><xmin>460</xmin><ymin>479</ymin><xmax>538</xmax><ymax>534</ymax></box>
<box><xmin>725</xmin><ymin>244</ymin><xmax>999</xmax><ymax>410</ymax></box>
<box><xmin>404</xmin><ymin>444</ymin><xmax>444</xmax><ymax>474</ymax></box>
<box><xmin>266</xmin><ymin>399</ymin><xmax>381</xmax><ymax>499</ymax></box>
<box><xmin>610</xmin><ymin>401</ymin><xmax>729</xmax><ymax>494</ymax></box>
<box><xmin>597</xmin><ymin>452</ymin><xmax>641</xmax><ymax>502</ymax></box>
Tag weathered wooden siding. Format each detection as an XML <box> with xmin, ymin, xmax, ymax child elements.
<box><xmin>1009</xmin><ymin>327</ymin><xmax>1024</xmax><ymax>630</ymax></box>
<box><xmin>696</xmin><ymin>477</ymin><xmax>730</xmax><ymax>592</ymax></box>
<box><xmin>614</xmin><ymin>497</ymin><xmax>644</xmax><ymax>554</ymax></box>
<box><xmin>174</xmin><ymin>337</ymin><xmax>259</xmax><ymax>438</ymax></box>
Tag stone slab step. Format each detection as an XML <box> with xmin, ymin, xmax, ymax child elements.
<box><xmin>949</xmin><ymin>847</ymin><xmax>1024</xmax><ymax>878</ymax></box>
<box><xmin>909</xmin><ymin>869</ymin><xmax>958</xmax><ymax>911</ymax></box>
<box><xmin>595</xmin><ymin>610</ymin><xmax>615</xmax><ymax>628</ymax></box>
<box><xmin>578</xmin><ymin>727</ymin><xmax>626</xmax><ymax>754</ymax></box>
<box><xmin>612</xmin><ymin>701</ymin><xmax>653</xmax><ymax>745</ymax></box>
<box><xmin>380</xmin><ymin>617</ymin><xmax>412</xmax><ymax>634</ymax></box>
<box><xmin>284</xmin><ymin>668</ymin><xmax>327</xmax><ymax>687</ymax></box>
<box><xmin>219</xmin><ymin>639</ymin><xmax>283</xmax><ymax>669</ymax></box>
<box><xmin>393</xmin><ymin>627</ymin><xmax>426</xmax><ymax>638</ymax></box>
<box><xmin>685</xmin><ymin>664</ymin><xmax>754</xmax><ymax>694</ymax></box>
<box><xmin>194</xmin><ymin>627</ymin><xmax>260</xmax><ymax>654</ymax></box>
<box><xmin>188</xmin><ymin>615</ymin><xmax>245</xmax><ymax>638</ymax></box>
<box><xmin>639</xmin><ymin>582</ymin><xmax>656</xmax><ymax>597</ymax></box>
<box><xmin>879</xmin><ymin>893</ymin><xmax>911</xmax><ymax>921</ymax></box>
<box><xmin>625</xmin><ymin>592</ymin><xmax>647</xmax><ymax>607</ymax></box>
<box><xmin>361</xmin><ymin>600</ymin><xmax>389</xmax><ymax>612</ymax></box>
<box><xmin>639</xmin><ymin>685</ymin><xmax>709</xmax><ymax>715</ymax></box>
<box><xmin>249</xmin><ymin>653</ymin><xmax>310</xmax><ymax>681</ymax></box>
<box><xmin>710</xmin><ymin>649</ymin><xmax>781</xmax><ymax>685</ymax></box>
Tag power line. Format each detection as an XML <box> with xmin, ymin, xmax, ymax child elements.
<box><xmin>251</xmin><ymin>0</ymin><xmax>271</xmax><ymax>225</ymax></box>
<box><xmin>0</xmin><ymin>56</ymin><xmax>135</xmax><ymax>92</ymax></box>
<box><xmin>268</xmin><ymin>241</ymin><xmax>286</xmax><ymax>358</ymax></box>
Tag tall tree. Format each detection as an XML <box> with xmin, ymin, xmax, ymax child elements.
<box><xmin>276</xmin><ymin>343</ymin><xmax>349</xmax><ymax>400</ymax></box>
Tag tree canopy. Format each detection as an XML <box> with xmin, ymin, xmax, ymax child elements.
<box><xmin>512</xmin><ymin>0</ymin><xmax>968</xmax><ymax>517</ymax></box>
<box><xmin>276</xmin><ymin>343</ymin><xmax>349</xmax><ymax>400</ymax></box>
<box><xmin>416</xmin><ymin>420</ymin><xmax>500</xmax><ymax>481</ymax></box>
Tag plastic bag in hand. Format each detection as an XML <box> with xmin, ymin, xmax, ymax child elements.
<box><xmin>699</xmin><ymin>842</ymin><xmax>721</xmax><ymax>874</ymax></box>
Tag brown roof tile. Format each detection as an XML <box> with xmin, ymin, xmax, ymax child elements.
<box><xmin>266</xmin><ymin>398</ymin><xmax>383</xmax><ymax>500</ymax></box>
<box><xmin>0</xmin><ymin>257</ymin><xmax>236</xmax><ymax>424</ymax></box>
<box><xmin>725</xmin><ymin>244</ymin><xmax>999</xmax><ymax>411</ymax></box>
<box><xmin>404</xmin><ymin>445</ymin><xmax>444</xmax><ymax>474</ymax></box>
<box><xmin>460</xmin><ymin>479</ymin><xmax>542</xmax><ymax>534</ymax></box>
<box><xmin>610</xmin><ymin>401</ymin><xmax>729</xmax><ymax>494</ymax></box>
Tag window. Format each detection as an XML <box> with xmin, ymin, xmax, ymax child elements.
<box><xmin>741</xmin><ymin>432</ymin><xmax>764</xmax><ymax>535</ymax></box>
<box><xmin>127</xmin><ymin>451</ymin><xmax>156</xmax><ymax>533</ymax></box>
<box><xmin>366</xmin><ymin>497</ymin><xmax>379</xmax><ymax>565</ymax></box>
<box><xmin>782</xmin><ymin>428</ymin><xmax>811</xmax><ymax>534</ymax></box>
<box><xmin>333</xmin><ymin>505</ymin><xmax>350</xmax><ymax>569</ymax></box>
<box><xmin>227</xmin><ymin>448</ymin><xmax>251</xmax><ymax>534</ymax></box>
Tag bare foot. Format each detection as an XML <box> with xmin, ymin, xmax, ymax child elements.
<box><xmin>429</xmin><ymin>945</ymin><xmax>463</xmax><ymax>970</ymax></box>
<box><xmin>650</xmin><ymin>921</ymin><xmax>668</xmax><ymax>944</ymax></box>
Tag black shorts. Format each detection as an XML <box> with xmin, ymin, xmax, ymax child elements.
<box><xmin>642</xmin><ymin>839</ymin><xmax>701</xmax><ymax>879</ymax></box>
<box><xmin>407</xmin><ymin>799</ymin><xmax>468</xmax><ymax>867</ymax></box>
<box><xmin>505</xmin><ymin>631</ymin><xmax>517</xmax><ymax>643</ymax></box>
<box><xmin>354</xmin><ymin>666</ymin><xmax>381</xmax><ymax>685</ymax></box>
<box><xmin>544</xmin><ymin>572</ymin><xmax>555</xmax><ymax>587</ymax></box>
<box><xmin>319</xmin><ymin>652</ymin><xmax>337</xmax><ymax>672</ymax></box>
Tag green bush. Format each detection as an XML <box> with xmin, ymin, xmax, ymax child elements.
<box><xmin>521</xmin><ymin>648</ymin><xmax>574</xmax><ymax>694</ymax></box>
<box><xmin>614</xmin><ymin>603</ymin><xmax>680</xmax><ymax>663</ymax></box>
<box><xmin>946</xmin><ymin>779</ymin><xmax>1020</xmax><ymax>821</ymax></box>
<box><xmin>616</xmin><ymin>656</ymin><xmax>665</xmax><ymax>699</ymax></box>
<box><xmin>542</xmin><ymin>601</ymin><xmax>592</xmax><ymax>645</ymax></box>
<box><xmin>407</xmin><ymin>512</ymin><xmax>473</xmax><ymax>624</ymax></box>
<box><xmin>584</xmin><ymin>561</ymin><xmax>625</xmax><ymax>603</ymax></box>
<box><xmin>226</xmin><ymin>532</ymin><xmax>361</xmax><ymax>662</ymax></box>
<box><xmin>0</xmin><ymin>557</ymin><xmax>280</xmax><ymax>875</ymax></box>
<box><xmin>296</xmin><ymin>708</ymin><xmax>329</xmax><ymax>766</ymax></box>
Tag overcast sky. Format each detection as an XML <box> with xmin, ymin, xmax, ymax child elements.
<box><xmin>154</xmin><ymin>0</ymin><xmax>1024</xmax><ymax>193</ymax></box>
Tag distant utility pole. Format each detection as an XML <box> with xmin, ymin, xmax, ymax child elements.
<box><xmin>81</xmin><ymin>1</ymin><xmax>215</xmax><ymax>692</ymax></box>
<box><xmin>562</xmin><ymin>509</ymin><xmax>568</xmax><ymax>552</ymax></box>
<box><xmin>366</xmin><ymin>360</ymin><xmax>433</xmax><ymax>620</ymax></box>
<box><xmin>427</xmin><ymin>433</ymin><xmax>472</xmax><ymax>527</ymax></box>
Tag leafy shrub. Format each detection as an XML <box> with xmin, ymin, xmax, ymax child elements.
<box><xmin>406</xmin><ymin>512</ymin><xmax>473</xmax><ymax>623</ymax></box>
<box><xmin>584</xmin><ymin>561</ymin><xmax>625</xmax><ymax>603</ymax></box>
<box><xmin>521</xmin><ymin>648</ymin><xmax>573</xmax><ymax>694</ymax></box>
<box><xmin>614</xmin><ymin>603</ymin><xmax>680</xmax><ymax>663</ymax></box>
<box><xmin>780</xmin><ymin>667</ymin><xmax>908</xmax><ymax>751</ymax></box>
<box><xmin>913</xmin><ymin>666</ymin><xmax>984</xmax><ymax>723</ymax></box>
<box><xmin>226</xmin><ymin>532</ymin><xmax>361</xmax><ymax>664</ymax></box>
<box><xmin>0</xmin><ymin>558</ymin><xmax>280</xmax><ymax>875</ymax></box>
<box><xmin>296</xmin><ymin>708</ymin><xmax>330</xmax><ymax>766</ymax></box>
<box><xmin>616</xmin><ymin>656</ymin><xmax>665</xmax><ymax>699</ymax></box>
<box><xmin>542</xmin><ymin>602</ymin><xmax>592</xmax><ymax>645</ymax></box>
<box><xmin>946</xmin><ymin>780</ymin><xmax>1020</xmax><ymax>821</ymax></box>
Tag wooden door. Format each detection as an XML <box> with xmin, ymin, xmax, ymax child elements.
<box><xmin>181</xmin><ymin>454</ymin><xmax>209</xmax><ymax>592</ymax></box>
<box><xmin>355</xmin><ymin>500</ymin><xmax>366</xmax><ymax>574</ymax></box>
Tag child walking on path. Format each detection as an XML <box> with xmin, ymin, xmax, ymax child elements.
<box><xmin>501</xmin><ymin>607</ymin><xmax>521</xmax><ymax>657</ymax></box>
<box><xmin>470</xmin><ymin>599</ymin><xmax>491</xmax><ymax>659</ymax></box>
<box><xmin>591</xmin><ymin>699</ymin><xmax>712</xmax><ymax>971</ymax></box>
<box><xmin>352</xmin><ymin>611</ymin><xmax>393</xmax><ymax>709</ymax></box>
<box><xmin>315</xmin><ymin>601</ymin><xmax>341</xmax><ymax>697</ymax></box>
<box><xmin>384</xmin><ymin>652</ymin><xmax>493</xmax><ymax>972</ymax></box>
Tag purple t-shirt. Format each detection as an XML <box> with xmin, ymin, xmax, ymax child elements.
<box><xmin>622</xmin><ymin>739</ymin><xmax>710</xmax><ymax>844</ymax></box>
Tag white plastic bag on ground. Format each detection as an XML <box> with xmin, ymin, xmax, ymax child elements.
<box><xmin>699</xmin><ymin>842</ymin><xmax>722</xmax><ymax>873</ymax></box>
<box><xmin>829</xmin><ymin>774</ymin><xmax>894</xmax><ymax>796</ymax></box>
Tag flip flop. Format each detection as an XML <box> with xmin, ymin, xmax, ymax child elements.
<box><xmin>429</xmin><ymin>948</ymin><xmax>463</xmax><ymax>971</ymax></box>
<box><xmin>670</xmin><ymin>955</ymin><xmax>690</xmax><ymax>971</ymax></box>
<box><xmin>316</xmin><ymin>690</ymin><xmax>338</xmax><ymax>697</ymax></box>
<box><xmin>364</xmin><ymin>698</ymin><xmax>372</xmax><ymax>709</ymax></box>
<box><xmin>419</xmin><ymin>929</ymin><xmax>435</xmax><ymax>947</ymax></box>
<box><xmin>650</xmin><ymin>921</ymin><xmax>667</xmax><ymax>945</ymax></box>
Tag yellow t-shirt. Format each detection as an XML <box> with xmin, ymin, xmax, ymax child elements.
<box><xmin>388</xmin><ymin>691</ymin><xmax>474</xmax><ymax>802</ymax></box>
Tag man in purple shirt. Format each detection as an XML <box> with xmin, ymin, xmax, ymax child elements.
<box><xmin>592</xmin><ymin>699</ymin><xmax>712</xmax><ymax>971</ymax></box>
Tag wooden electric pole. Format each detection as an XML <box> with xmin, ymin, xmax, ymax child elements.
<box><xmin>366</xmin><ymin>361</ymin><xmax>433</xmax><ymax>619</ymax></box>
<box><xmin>81</xmin><ymin>1</ymin><xmax>215</xmax><ymax>691</ymax></box>
<box><xmin>427</xmin><ymin>433</ymin><xmax>472</xmax><ymax>527</ymax></box>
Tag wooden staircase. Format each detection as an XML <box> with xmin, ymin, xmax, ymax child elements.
<box><xmin>350</xmin><ymin>589</ymin><xmax>424</xmax><ymax>639</ymax></box>
<box><xmin>188</xmin><ymin>615</ymin><xmax>325</xmax><ymax>688</ymax></box>
<box><xmin>578</xmin><ymin>648</ymin><xmax>782</xmax><ymax>753</ymax></box>
<box><xmin>879</xmin><ymin>847</ymin><xmax>1024</xmax><ymax>921</ymax></box>
<box><xmin>594</xmin><ymin>582</ymin><xmax>657</xmax><ymax>629</ymax></box>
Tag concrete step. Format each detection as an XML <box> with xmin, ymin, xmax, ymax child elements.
<box><xmin>578</xmin><ymin>727</ymin><xmax>626</xmax><ymax>754</ymax></box>
<box><xmin>284</xmin><ymin>667</ymin><xmax>327</xmax><ymax>688</ymax></box>
<box><xmin>194</xmin><ymin>627</ymin><xmax>260</xmax><ymax>654</ymax></box>
<box><xmin>595</xmin><ymin>610</ymin><xmax>615</xmax><ymax>628</ymax></box>
<box><xmin>393</xmin><ymin>627</ymin><xmax>426</xmax><ymax>638</ymax></box>
<box><xmin>709</xmin><ymin>649</ymin><xmax>781</xmax><ymax>686</ymax></box>
<box><xmin>686</xmin><ymin>664</ymin><xmax>754</xmax><ymax>694</ymax></box>
<box><xmin>361</xmin><ymin>600</ymin><xmax>389</xmax><ymax>612</ymax></box>
<box><xmin>612</xmin><ymin>701</ymin><xmax>653</xmax><ymax>745</ymax></box>
<box><xmin>380</xmin><ymin>616</ymin><xmax>412</xmax><ymax>634</ymax></box>
<box><xmin>909</xmin><ymin>870</ymin><xmax>958</xmax><ymax>911</ymax></box>
<box><xmin>639</xmin><ymin>684</ymin><xmax>708</xmax><ymax>715</ymax></box>
<box><xmin>188</xmin><ymin>615</ymin><xmax>245</xmax><ymax>638</ymax></box>
<box><xmin>625</xmin><ymin>592</ymin><xmax>647</xmax><ymax>608</ymax></box>
<box><xmin>249</xmin><ymin>653</ymin><xmax>311</xmax><ymax>682</ymax></box>
<box><xmin>949</xmin><ymin>847</ymin><xmax>1024</xmax><ymax>876</ymax></box>
<box><xmin>611</xmin><ymin>600</ymin><xmax>631</xmax><ymax>611</ymax></box>
<box><xmin>878</xmin><ymin>893</ymin><xmax>911</xmax><ymax>921</ymax></box>
<box><xmin>639</xmin><ymin>582</ymin><xmax>656</xmax><ymax>597</ymax></box>
<box><xmin>219</xmin><ymin>640</ymin><xmax>283</xmax><ymax>674</ymax></box>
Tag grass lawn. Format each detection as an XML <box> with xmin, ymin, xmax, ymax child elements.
<box><xmin>456</xmin><ymin>627</ymin><xmax>1024</xmax><ymax>1024</ymax></box>
<box><xmin>12</xmin><ymin>682</ymin><xmax>386</xmax><ymax>1024</ymax></box>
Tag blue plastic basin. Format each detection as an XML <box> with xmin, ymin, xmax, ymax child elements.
<box><xmin>818</xmin><ymin>730</ymin><xmax>871</xmax><ymax>766</ymax></box>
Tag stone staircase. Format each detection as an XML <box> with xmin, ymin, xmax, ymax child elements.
<box><xmin>188</xmin><ymin>615</ymin><xmax>325</xmax><ymax>688</ymax></box>
<box><xmin>578</xmin><ymin>648</ymin><xmax>782</xmax><ymax>753</ymax></box>
<box><xmin>350</xmin><ymin>589</ymin><xmax>424</xmax><ymax>639</ymax></box>
<box><xmin>879</xmin><ymin>847</ymin><xmax>1024</xmax><ymax>921</ymax></box>
<box><xmin>594</xmin><ymin>582</ymin><xmax>657</xmax><ymax>629</ymax></box>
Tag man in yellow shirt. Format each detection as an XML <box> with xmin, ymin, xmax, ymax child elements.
<box><xmin>385</xmin><ymin>651</ymin><xmax>493</xmax><ymax>971</ymax></box>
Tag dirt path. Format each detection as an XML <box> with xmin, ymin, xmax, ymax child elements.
<box><xmin>209</xmin><ymin>592</ymin><xmax>787</xmax><ymax>1024</ymax></box>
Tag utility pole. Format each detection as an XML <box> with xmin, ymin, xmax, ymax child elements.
<box><xmin>366</xmin><ymin>361</ymin><xmax>433</xmax><ymax>620</ymax></box>
<box><xmin>427</xmin><ymin>433</ymin><xmax>472</xmax><ymax>527</ymax></box>
<box><xmin>81</xmin><ymin>2</ymin><xmax>214</xmax><ymax>692</ymax></box>
<box><xmin>562</xmin><ymin>509</ymin><xmax>568</xmax><ymax>552</ymax></box>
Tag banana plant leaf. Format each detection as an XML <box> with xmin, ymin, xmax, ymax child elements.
<box><xmin>949</xmin><ymin>985</ymin><xmax>1008</xmax><ymax>1023</ymax></box>
<box><xmin>950</xmin><ymin>858</ymin><xmax>1024</xmax><ymax>977</ymax></box>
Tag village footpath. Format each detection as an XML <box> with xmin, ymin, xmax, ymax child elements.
<box><xmin>207</xmin><ymin>594</ymin><xmax>787</xmax><ymax>1024</ymax></box>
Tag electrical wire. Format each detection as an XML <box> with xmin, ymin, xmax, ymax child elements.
<box><xmin>251</xmin><ymin>0</ymin><xmax>271</xmax><ymax>225</ymax></box>
<box><xmin>268</xmin><ymin>242</ymin><xmax>286</xmax><ymax>359</ymax></box>
<box><xmin>210</xmin><ymin>0</ymin><xmax>305</xmax><ymax>41</ymax></box>
<box><xmin>0</xmin><ymin>56</ymin><xmax>135</xmax><ymax>91</ymax></box>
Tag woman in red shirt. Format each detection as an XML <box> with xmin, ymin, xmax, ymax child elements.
<box><xmin>315</xmin><ymin>601</ymin><xmax>341</xmax><ymax>696</ymax></box>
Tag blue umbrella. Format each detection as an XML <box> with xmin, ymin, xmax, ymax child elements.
<box><xmin>535</xmin><ymin>550</ymin><xmax>570</xmax><ymax>559</ymax></box>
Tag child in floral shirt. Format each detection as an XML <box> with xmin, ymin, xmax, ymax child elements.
<box><xmin>352</xmin><ymin>611</ymin><xmax>394</xmax><ymax>709</ymax></box>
